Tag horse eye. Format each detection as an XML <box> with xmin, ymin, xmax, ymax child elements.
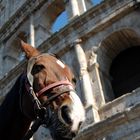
<box><xmin>72</xmin><ymin>78</ymin><xmax>76</xmax><ymax>85</ymax></box>
<box><xmin>31</xmin><ymin>64</ymin><xmax>45</xmax><ymax>75</ymax></box>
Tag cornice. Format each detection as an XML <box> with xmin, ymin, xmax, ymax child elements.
<box><xmin>38</xmin><ymin>0</ymin><xmax>136</xmax><ymax>54</ymax></box>
<box><xmin>0</xmin><ymin>0</ymin><xmax>53</xmax><ymax>42</ymax></box>
<box><xmin>75</xmin><ymin>103</ymin><xmax>140</xmax><ymax>140</ymax></box>
<box><xmin>0</xmin><ymin>0</ymin><xmax>136</xmax><ymax>44</ymax></box>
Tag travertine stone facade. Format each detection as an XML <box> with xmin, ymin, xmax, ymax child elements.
<box><xmin>1</xmin><ymin>0</ymin><xmax>140</xmax><ymax>140</ymax></box>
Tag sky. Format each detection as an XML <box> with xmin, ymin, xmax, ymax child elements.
<box><xmin>52</xmin><ymin>0</ymin><xmax>102</xmax><ymax>32</ymax></box>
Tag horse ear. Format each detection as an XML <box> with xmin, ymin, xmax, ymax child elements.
<box><xmin>20</xmin><ymin>40</ymin><xmax>40</xmax><ymax>59</ymax></box>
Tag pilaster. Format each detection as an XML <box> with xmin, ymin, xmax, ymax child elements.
<box><xmin>88</xmin><ymin>51</ymin><xmax>106</xmax><ymax>109</ymax></box>
<box><xmin>72</xmin><ymin>39</ymin><xmax>100</xmax><ymax>124</ymax></box>
<box><xmin>65</xmin><ymin>0</ymin><xmax>80</xmax><ymax>20</ymax></box>
<box><xmin>30</xmin><ymin>14</ymin><xmax>35</xmax><ymax>47</ymax></box>
<box><xmin>0</xmin><ymin>42</ymin><xmax>4</xmax><ymax>79</ymax></box>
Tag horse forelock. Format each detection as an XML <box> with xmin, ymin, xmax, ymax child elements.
<box><xmin>0</xmin><ymin>75</ymin><xmax>23</xmax><ymax>110</ymax></box>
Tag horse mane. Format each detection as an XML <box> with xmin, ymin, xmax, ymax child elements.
<box><xmin>0</xmin><ymin>75</ymin><xmax>22</xmax><ymax>115</ymax></box>
<box><xmin>0</xmin><ymin>74</ymin><xmax>30</xmax><ymax>140</ymax></box>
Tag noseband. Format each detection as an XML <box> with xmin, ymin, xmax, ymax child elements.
<box><xmin>36</xmin><ymin>80</ymin><xmax>73</xmax><ymax>98</ymax></box>
<box><xmin>21</xmin><ymin>54</ymin><xmax>75</xmax><ymax>140</ymax></box>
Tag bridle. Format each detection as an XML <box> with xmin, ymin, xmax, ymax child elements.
<box><xmin>21</xmin><ymin>54</ymin><xmax>76</xmax><ymax>140</ymax></box>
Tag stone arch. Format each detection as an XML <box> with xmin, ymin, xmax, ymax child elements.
<box><xmin>39</xmin><ymin>0</ymin><xmax>65</xmax><ymax>32</ymax></box>
<box><xmin>110</xmin><ymin>46</ymin><xmax>140</xmax><ymax>98</ymax></box>
<box><xmin>98</xmin><ymin>28</ymin><xmax>140</xmax><ymax>101</ymax></box>
<box><xmin>51</xmin><ymin>10</ymin><xmax>68</xmax><ymax>33</ymax></box>
<box><xmin>37</xmin><ymin>0</ymin><xmax>95</xmax><ymax>33</ymax></box>
<box><xmin>33</xmin><ymin>0</ymin><xmax>66</xmax><ymax>46</ymax></box>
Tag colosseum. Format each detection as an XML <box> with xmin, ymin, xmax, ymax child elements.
<box><xmin>1</xmin><ymin>0</ymin><xmax>140</xmax><ymax>140</ymax></box>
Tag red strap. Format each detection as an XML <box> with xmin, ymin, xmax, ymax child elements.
<box><xmin>36</xmin><ymin>80</ymin><xmax>73</xmax><ymax>97</ymax></box>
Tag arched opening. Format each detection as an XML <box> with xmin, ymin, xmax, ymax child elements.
<box><xmin>98</xmin><ymin>28</ymin><xmax>140</xmax><ymax>101</ymax></box>
<box><xmin>52</xmin><ymin>10</ymin><xmax>68</xmax><ymax>33</ymax></box>
<box><xmin>91</xmin><ymin>0</ymin><xmax>102</xmax><ymax>5</ymax></box>
<box><xmin>40</xmin><ymin>0</ymin><xmax>65</xmax><ymax>32</ymax></box>
<box><xmin>110</xmin><ymin>46</ymin><xmax>140</xmax><ymax>98</ymax></box>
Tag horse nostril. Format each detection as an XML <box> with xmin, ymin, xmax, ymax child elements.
<box><xmin>78</xmin><ymin>121</ymin><xmax>83</xmax><ymax>129</ymax></box>
<box><xmin>60</xmin><ymin>105</ymin><xmax>72</xmax><ymax>125</ymax></box>
<box><xmin>71</xmin><ymin>131</ymin><xmax>77</xmax><ymax>137</ymax></box>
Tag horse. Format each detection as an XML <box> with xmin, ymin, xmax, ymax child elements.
<box><xmin>0</xmin><ymin>40</ymin><xmax>85</xmax><ymax>140</ymax></box>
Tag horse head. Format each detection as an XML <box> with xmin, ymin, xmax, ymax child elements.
<box><xmin>20</xmin><ymin>41</ymin><xmax>85</xmax><ymax>140</ymax></box>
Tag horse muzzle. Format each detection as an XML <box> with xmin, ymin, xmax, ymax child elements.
<box><xmin>58</xmin><ymin>91</ymin><xmax>85</xmax><ymax>135</ymax></box>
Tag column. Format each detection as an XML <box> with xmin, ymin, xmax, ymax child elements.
<box><xmin>88</xmin><ymin>50</ymin><xmax>106</xmax><ymax>108</ymax></box>
<box><xmin>0</xmin><ymin>42</ymin><xmax>4</xmax><ymax>79</ymax></box>
<box><xmin>72</xmin><ymin>39</ymin><xmax>100</xmax><ymax>123</ymax></box>
<box><xmin>65</xmin><ymin>0</ymin><xmax>80</xmax><ymax>20</ymax></box>
<box><xmin>77</xmin><ymin>0</ymin><xmax>87</xmax><ymax>14</ymax></box>
<box><xmin>65</xmin><ymin>0</ymin><xmax>91</xmax><ymax>20</ymax></box>
<box><xmin>30</xmin><ymin>14</ymin><xmax>35</xmax><ymax>47</ymax></box>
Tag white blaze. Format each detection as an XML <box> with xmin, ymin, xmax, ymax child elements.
<box><xmin>69</xmin><ymin>91</ymin><xmax>85</xmax><ymax>131</ymax></box>
<box><xmin>56</xmin><ymin>60</ymin><xmax>65</xmax><ymax>68</ymax></box>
